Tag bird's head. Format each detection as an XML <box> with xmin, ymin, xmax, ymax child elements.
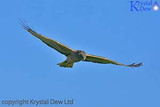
<box><xmin>76</xmin><ymin>50</ymin><xmax>86</xmax><ymax>60</ymax></box>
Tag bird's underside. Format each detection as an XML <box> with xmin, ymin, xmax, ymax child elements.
<box><xmin>21</xmin><ymin>21</ymin><xmax>142</xmax><ymax>68</ymax></box>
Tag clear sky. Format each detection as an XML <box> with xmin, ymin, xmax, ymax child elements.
<box><xmin>0</xmin><ymin>0</ymin><xmax>160</xmax><ymax>107</ymax></box>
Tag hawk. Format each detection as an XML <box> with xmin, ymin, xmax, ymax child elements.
<box><xmin>21</xmin><ymin>22</ymin><xmax>142</xmax><ymax>68</ymax></box>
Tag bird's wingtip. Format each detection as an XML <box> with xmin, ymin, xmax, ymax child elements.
<box><xmin>127</xmin><ymin>62</ymin><xmax>142</xmax><ymax>67</ymax></box>
<box><xmin>19</xmin><ymin>19</ymin><xmax>30</xmax><ymax>30</ymax></box>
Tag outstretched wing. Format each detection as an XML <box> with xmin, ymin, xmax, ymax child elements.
<box><xmin>21</xmin><ymin>22</ymin><xmax>75</xmax><ymax>56</ymax></box>
<box><xmin>84</xmin><ymin>54</ymin><xmax>142</xmax><ymax>67</ymax></box>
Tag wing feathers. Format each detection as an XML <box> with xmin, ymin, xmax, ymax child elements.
<box><xmin>21</xmin><ymin>21</ymin><xmax>75</xmax><ymax>56</ymax></box>
<box><xmin>84</xmin><ymin>54</ymin><xmax>142</xmax><ymax>67</ymax></box>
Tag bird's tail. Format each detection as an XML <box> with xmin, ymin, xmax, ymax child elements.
<box><xmin>57</xmin><ymin>61</ymin><xmax>74</xmax><ymax>68</ymax></box>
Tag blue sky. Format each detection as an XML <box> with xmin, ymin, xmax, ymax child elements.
<box><xmin>0</xmin><ymin>0</ymin><xmax>160</xmax><ymax>107</ymax></box>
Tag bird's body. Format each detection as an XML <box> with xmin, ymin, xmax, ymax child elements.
<box><xmin>21</xmin><ymin>21</ymin><xmax>142</xmax><ymax>68</ymax></box>
<box><xmin>58</xmin><ymin>50</ymin><xmax>86</xmax><ymax>67</ymax></box>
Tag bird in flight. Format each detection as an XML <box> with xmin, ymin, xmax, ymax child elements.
<box><xmin>21</xmin><ymin>22</ymin><xmax>142</xmax><ymax>68</ymax></box>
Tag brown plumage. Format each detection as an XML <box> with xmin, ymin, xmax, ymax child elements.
<box><xmin>21</xmin><ymin>21</ymin><xmax>142</xmax><ymax>68</ymax></box>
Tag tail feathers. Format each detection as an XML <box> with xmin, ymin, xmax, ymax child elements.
<box><xmin>57</xmin><ymin>61</ymin><xmax>74</xmax><ymax>68</ymax></box>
